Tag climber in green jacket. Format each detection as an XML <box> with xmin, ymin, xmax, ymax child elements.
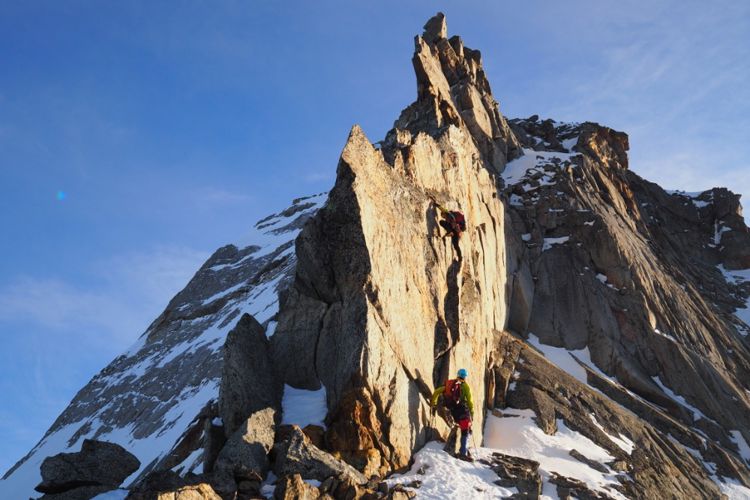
<box><xmin>431</xmin><ymin>368</ymin><xmax>474</xmax><ymax>460</ymax></box>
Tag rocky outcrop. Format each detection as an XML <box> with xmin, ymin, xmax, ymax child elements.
<box><xmin>153</xmin><ymin>484</ymin><xmax>221</xmax><ymax>500</ymax></box>
<box><xmin>212</xmin><ymin>407</ymin><xmax>276</xmax><ymax>496</ymax></box>
<box><xmin>389</xmin><ymin>13</ymin><xmax>522</xmax><ymax>173</ymax></box>
<box><xmin>218</xmin><ymin>313</ymin><xmax>281</xmax><ymax>438</ymax></box>
<box><xmin>482</xmin><ymin>452</ymin><xmax>542</xmax><ymax>498</ymax></box>
<box><xmin>272</xmin><ymin>426</ymin><xmax>367</xmax><ymax>485</ymax></box>
<box><xmin>272</xmin><ymin>474</ymin><xmax>320</xmax><ymax>500</ymax></box>
<box><xmin>503</xmin><ymin>116</ymin><xmax>750</xmax><ymax>466</ymax></box>
<box><xmin>268</xmin><ymin>13</ymin><xmax>750</xmax><ymax>498</ymax></box>
<box><xmin>35</xmin><ymin>439</ymin><xmax>139</xmax><ymax>498</ymax></box>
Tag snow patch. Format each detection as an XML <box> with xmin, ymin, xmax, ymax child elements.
<box><xmin>527</xmin><ymin>333</ymin><xmax>588</xmax><ymax>385</ymax></box>
<box><xmin>542</xmin><ymin>236</ymin><xmax>569</xmax><ymax>251</ymax></box>
<box><xmin>485</xmin><ymin>409</ymin><xmax>627</xmax><ymax>500</ymax></box>
<box><xmin>562</xmin><ymin>137</ymin><xmax>578</xmax><ymax>151</ymax></box>
<box><xmin>588</xmin><ymin>413</ymin><xmax>635</xmax><ymax>455</ymax></box>
<box><xmin>654</xmin><ymin>328</ymin><xmax>677</xmax><ymax>342</ymax></box>
<box><xmin>730</xmin><ymin>430</ymin><xmax>750</xmax><ymax>464</ymax></box>
<box><xmin>0</xmin><ymin>421</ymin><xmax>85</xmax><ymax>499</ymax></box>
<box><xmin>386</xmin><ymin>441</ymin><xmax>518</xmax><ymax>499</ymax></box>
<box><xmin>502</xmin><ymin>149</ymin><xmax>575</xmax><ymax>186</ymax></box>
<box><xmin>234</xmin><ymin>193</ymin><xmax>327</xmax><ymax>256</ymax></box>
<box><xmin>201</xmin><ymin>281</ymin><xmax>246</xmax><ymax>305</ymax></box>
<box><xmin>260</xmin><ymin>471</ymin><xmax>277</xmax><ymax>497</ymax></box>
<box><xmin>265</xmin><ymin>320</ymin><xmax>278</xmax><ymax>338</ymax></box>
<box><xmin>651</xmin><ymin>376</ymin><xmax>714</xmax><ymax>423</ymax></box>
<box><xmin>281</xmin><ymin>385</ymin><xmax>327</xmax><ymax>428</ymax></box>
<box><xmin>717</xmin><ymin>265</ymin><xmax>750</xmax><ymax>334</ymax></box>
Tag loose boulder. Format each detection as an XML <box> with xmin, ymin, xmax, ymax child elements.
<box><xmin>35</xmin><ymin>439</ymin><xmax>140</xmax><ymax>497</ymax></box>
<box><xmin>211</xmin><ymin>407</ymin><xmax>276</xmax><ymax>497</ymax></box>
<box><xmin>273</xmin><ymin>474</ymin><xmax>320</xmax><ymax>500</ymax></box>
<box><xmin>155</xmin><ymin>483</ymin><xmax>222</xmax><ymax>500</ymax></box>
<box><xmin>273</xmin><ymin>426</ymin><xmax>367</xmax><ymax>485</ymax></box>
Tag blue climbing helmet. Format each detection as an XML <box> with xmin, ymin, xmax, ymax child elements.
<box><xmin>457</xmin><ymin>368</ymin><xmax>468</xmax><ymax>379</ymax></box>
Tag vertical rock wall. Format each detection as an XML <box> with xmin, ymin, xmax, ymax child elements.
<box><xmin>272</xmin><ymin>14</ymin><xmax>518</xmax><ymax>472</ymax></box>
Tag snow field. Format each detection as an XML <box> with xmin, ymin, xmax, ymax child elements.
<box><xmin>385</xmin><ymin>442</ymin><xmax>518</xmax><ymax>499</ymax></box>
<box><xmin>484</xmin><ymin>409</ymin><xmax>628</xmax><ymax>500</ymax></box>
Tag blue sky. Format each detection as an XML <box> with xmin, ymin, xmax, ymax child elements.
<box><xmin>0</xmin><ymin>0</ymin><xmax>747</xmax><ymax>473</ymax></box>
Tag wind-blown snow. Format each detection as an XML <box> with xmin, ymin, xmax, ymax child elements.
<box><xmin>652</xmin><ymin>376</ymin><xmax>714</xmax><ymax>423</ymax></box>
<box><xmin>542</xmin><ymin>236</ymin><xmax>569</xmax><ymax>251</ymax></box>
<box><xmin>234</xmin><ymin>193</ymin><xmax>327</xmax><ymax>256</ymax></box>
<box><xmin>527</xmin><ymin>333</ymin><xmax>588</xmax><ymax>385</ymax></box>
<box><xmin>484</xmin><ymin>409</ymin><xmax>628</xmax><ymax>500</ymax></box>
<box><xmin>730</xmin><ymin>430</ymin><xmax>750</xmax><ymax>464</ymax></box>
<box><xmin>589</xmin><ymin>413</ymin><xmax>634</xmax><ymax>455</ymax></box>
<box><xmin>718</xmin><ymin>265</ymin><xmax>750</xmax><ymax>334</ymax></box>
<box><xmin>281</xmin><ymin>385</ymin><xmax>327</xmax><ymax>428</ymax></box>
<box><xmin>386</xmin><ymin>442</ymin><xmax>518</xmax><ymax>499</ymax></box>
<box><xmin>502</xmin><ymin>149</ymin><xmax>575</xmax><ymax>186</ymax></box>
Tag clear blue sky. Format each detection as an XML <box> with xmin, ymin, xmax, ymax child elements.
<box><xmin>1</xmin><ymin>0</ymin><xmax>747</xmax><ymax>473</ymax></box>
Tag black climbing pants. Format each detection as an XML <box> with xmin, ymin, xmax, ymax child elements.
<box><xmin>439</xmin><ymin>220</ymin><xmax>462</xmax><ymax>260</ymax></box>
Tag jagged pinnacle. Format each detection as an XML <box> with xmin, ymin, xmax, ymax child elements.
<box><xmin>422</xmin><ymin>12</ymin><xmax>447</xmax><ymax>43</ymax></box>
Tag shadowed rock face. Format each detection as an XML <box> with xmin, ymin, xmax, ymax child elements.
<box><xmin>504</xmin><ymin>116</ymin><xmax>750</xmax><ymax>446</ymax></box>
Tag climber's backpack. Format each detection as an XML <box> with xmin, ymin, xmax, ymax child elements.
<box><xmin>450</xmin><ymin>211</ymin><xmax>466</xmax><ymax>232</ymax></box>
<box><xmin>444</xmin><ymin>378</ymin><xmax>464</xmax><ymax>410</ymax></box>
<box><xmin>444</xmin><ymin>378</ymin><xmax>470</xmax><ymax>421</ymax></box>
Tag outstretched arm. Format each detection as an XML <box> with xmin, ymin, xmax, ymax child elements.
<box><xmin>431</xmin><ymin>386</ymin><xmax>445</xmax><ymax>407</ymax></box>
<box><xmin>435</xmin><ymin>203</ymin><xmax>449</xmax><ymax>216</ymax></box>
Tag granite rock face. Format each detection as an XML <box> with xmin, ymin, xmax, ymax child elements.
<box><xmin>272</xmin><ymin>14</ymin><xmax>516</xmax><ymax>471</ymax></box>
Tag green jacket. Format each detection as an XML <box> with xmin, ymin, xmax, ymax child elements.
<box><xmin>435</xmin><ymin>202</ymin><xmax>450</xmax><ymax>216</ymax></box>
<box><xmin>431</xmin><ymin>379</ymin><xmax>474</xmax><ymax>418</ymax></box>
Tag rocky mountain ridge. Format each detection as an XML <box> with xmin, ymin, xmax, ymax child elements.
<box><xmin>2</xmin><ymin>12</ymin><xmax>749</xmax><ymax>500</ymax></box>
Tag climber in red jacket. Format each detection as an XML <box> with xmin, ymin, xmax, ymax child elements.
<box><xmin>430</xmin><ymin>196</ymin><xmax>466</xmax><ymax>260</ymax></box>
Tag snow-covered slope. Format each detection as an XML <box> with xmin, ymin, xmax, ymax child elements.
<box><xmin>0</xmin><ymin>193</ymin><xmax>326</xmax><ymax>499</ymax></box>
